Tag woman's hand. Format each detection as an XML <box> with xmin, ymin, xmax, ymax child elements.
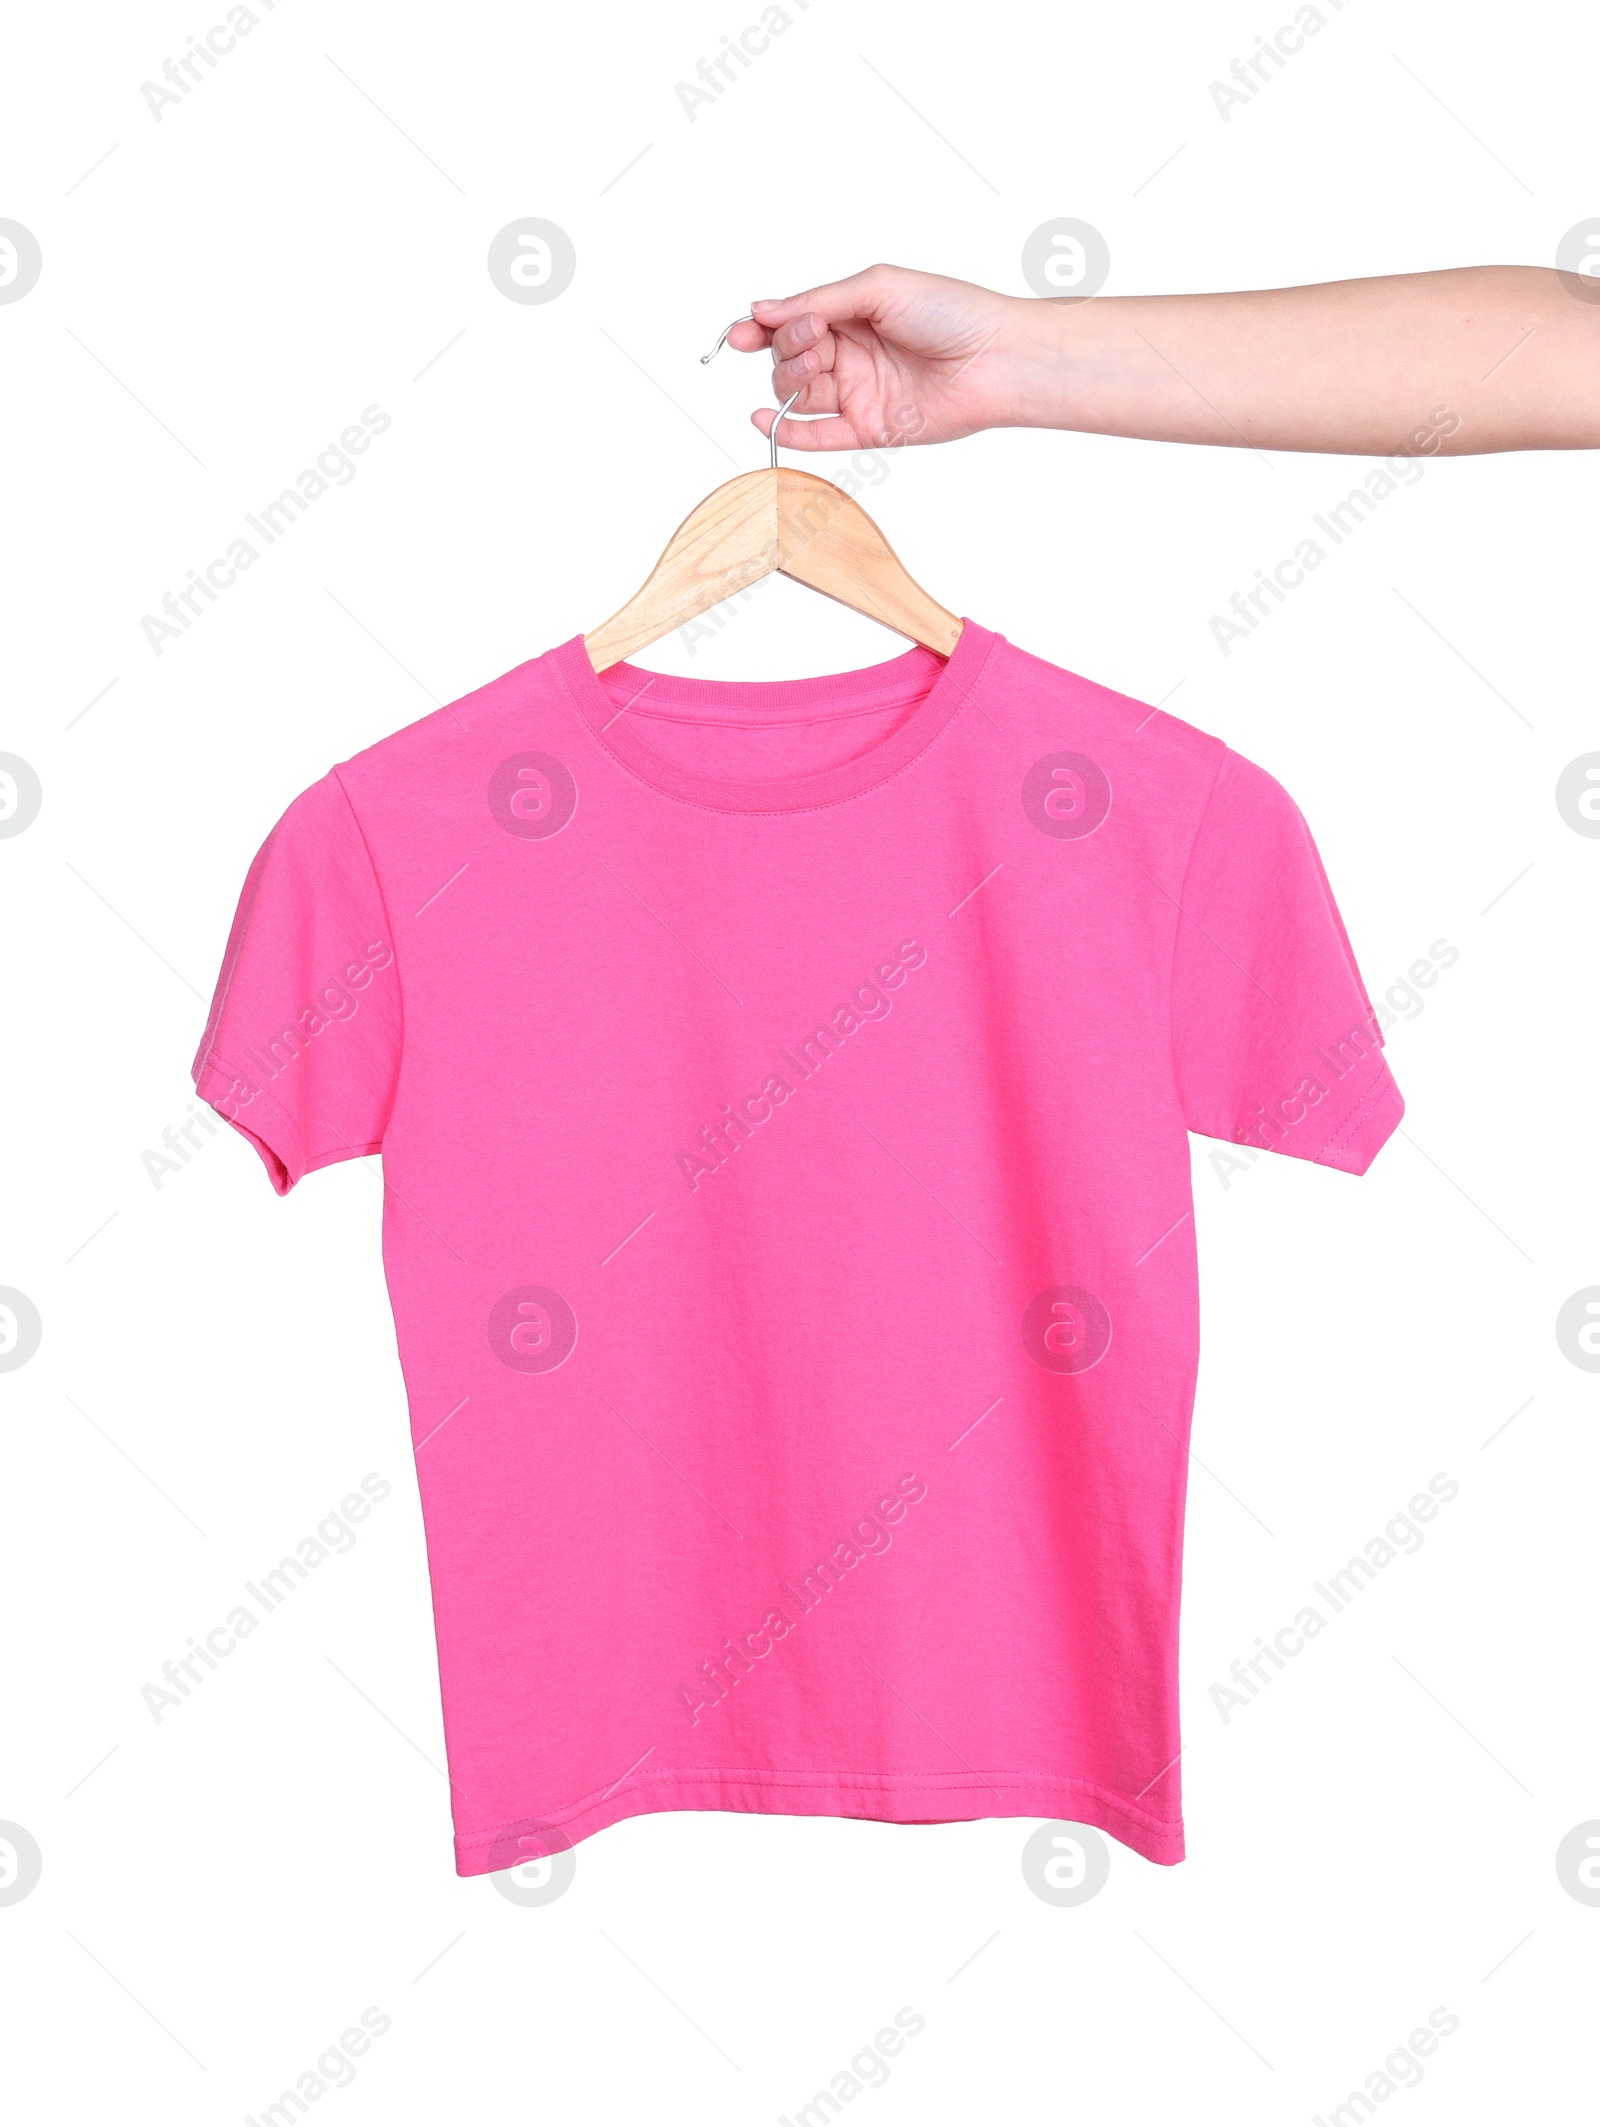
<box><xmin>727</xmin><ymin>265</ymin><xmax>1024</xmax><ymax>452</ymax></box>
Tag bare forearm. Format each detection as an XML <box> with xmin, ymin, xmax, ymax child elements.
<box><xmin>993</xmin><ymin>267</ymin><xmax>1600</xmax><ymax>454</ymax></box>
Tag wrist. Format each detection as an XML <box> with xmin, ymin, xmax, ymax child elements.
<box><xmin>988</xmin><ymin>294</ymin><xmax>1095</xmax><ymax>430</ymax></box>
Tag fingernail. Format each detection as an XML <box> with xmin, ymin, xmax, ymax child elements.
<box><xmin>750</xmin><ymin>298</ymin><xmax>781</xmax><ymax>313</ymax></box>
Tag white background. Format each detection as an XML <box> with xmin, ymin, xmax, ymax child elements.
<box><xmin>2</xmin><ymin>0</ymin><xmax>1596</xmax><ymax>2120</ymax></box>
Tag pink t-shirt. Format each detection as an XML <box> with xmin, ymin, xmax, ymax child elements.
<box><xmin>194</xmin><ymin>623</ymin><xmax>1401</xmax><ymax>1871</ymax></box>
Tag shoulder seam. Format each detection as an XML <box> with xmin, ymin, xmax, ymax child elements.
<box><xmin>329</xmin><ymin>767</ymin><xmax>406</xmax><ymax>1147</ymax></box>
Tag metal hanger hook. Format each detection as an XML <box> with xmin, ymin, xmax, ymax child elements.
<box><xmin>699</xmin><ymin>314</ymin><xmax>751</xmax><ymax>363</ymax></box>
<box><xmin>701</xmin><ymin>315</ymin><xmax>802</xmax><ymax>467</ymax></box>
<box><xmin>769</xmin><ymin>389</ymin><xmax>802</xmax><ymax>468</ymax></box>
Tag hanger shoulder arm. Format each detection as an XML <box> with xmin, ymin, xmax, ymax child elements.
<box><xmin>775</xmin><ymin>471</ymin><xmax>962</xmax><ymax>656</ymax></box>
<box><xmin>584</xmin><ymin>470</ymin><xmax>778</xmax><ymax>671</ymax></box>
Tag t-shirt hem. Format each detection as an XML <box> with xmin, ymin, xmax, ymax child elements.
<box><xmin>192</xmin><ymin>1057</ymin><xmax>384</xmax><ymax>1195</ymax></box>
<box><xmin>453</xmin><ymin>1769</ymin><xmax>1185</xmax><ymax>1872</ymax></box>
<box><xmin>1315</xmin><ymin>1062</ymin><xmax>1404</xmax><ymax>1176</ymax></box>
<box><xmin>193</xmin><ymin>1062</ymin><xmax>302</xmax><ymax>1195</ymax></box>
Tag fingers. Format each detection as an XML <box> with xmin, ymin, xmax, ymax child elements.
<box><xmin>724</xmin><ymin>310</ymin><xmax>831</xmax><ymax>361</ymax></box>
<box><xmin>751</xmin><ymin>405</ymin><xmax>865</xmax><ymax>453</ymax></box>
<box><xmin>726</xmin><ymin>308</ymin><xmax>841</xmax><ymax>426</ymax></box>
<box><xmin>749</xmin><ymin>264</ymin><xmax>899</xmax><ymax>335</ymax></box>
<box><xmin>721</xmin><ymin>317</ymin><xmax>773</xmax><ymax>355</ymax></box>
<box><xmin>721</xmin><ymin>311</ymin><xmax>834</xmax><ymax>364</ymax></box>
<box><xmin>768</xmin><ymin>315</ymin><xmax>837</xmax><ymax>397</ymax></box>
<box><xmin>741</xmin><ymin>262</ymin><xmax>903</xmax><ymax>368</ymax></box>
<box><xmin>768</xmin><ymin>361</ymin><xmax>840</xmax><ymax>418</ymax></box>
<box><xmin>724</xmin><ymin>310</ymin><xmax>839</xmax><ymax>401</ymax></box>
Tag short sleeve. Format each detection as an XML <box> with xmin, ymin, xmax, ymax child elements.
<box><xmin>192</xmin><ymin>772</ymin><xmax>401</xmax><ymax>1194</ymax></box>
<box><xmin>1171</xmin><ymin>749</ymin><xmax>1402</xmax><ymax>1176</ymax></box>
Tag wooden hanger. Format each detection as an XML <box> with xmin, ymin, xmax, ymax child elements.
<box><xmin>584</xmin><ymin>315</ymin><xmax>963</xmax><ymax>673</ymax></box>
